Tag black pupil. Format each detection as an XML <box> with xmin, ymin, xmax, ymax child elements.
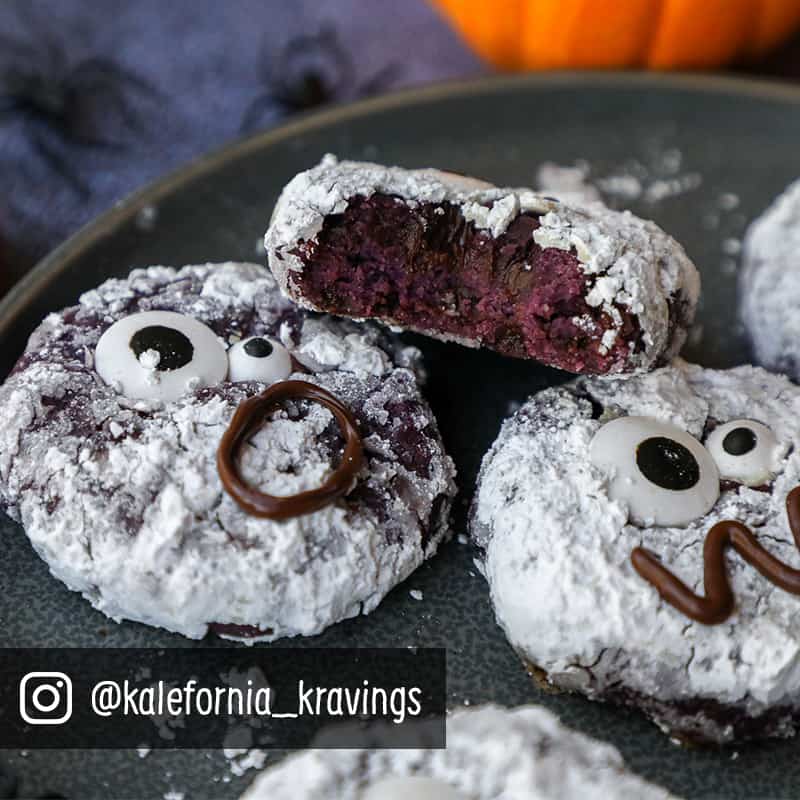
<box><xmin>636</xmin><ymin>436</ymin><xmax>700</xmax><ymax>491</ymax></box>
<box><xmin>722</xmin><ymin>427</ymin><xmax>757</xmax><ymax>456</ymax></box>
<box><xmin>129</xmin><ymin>325</ymin><xmax>194</xmax><ymax>372</ymax></box>
<box><xmin>243</xmin><ymin>338</ymin><xmax>274</xmax><ymax>358</ymax></box>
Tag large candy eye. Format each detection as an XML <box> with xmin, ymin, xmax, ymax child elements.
<box><xmin>95</xmin><ymin>311</ymin><xmax>228</xmax><ymax>402</ymax></box>
<box><xmin>705</xmin><ymin>419</ymin><xmax>782</xmax><ymax>487</ymax></box>
<box><xmin>227</xmin><ymin>336</ymin><xmax>292</xmax><ymax>384</ymax></box>
<box><xmin>590</xmin><ymin>416</ymin><xmax>720</xmax><ymax>527</ymax></box>
<box><xmin>361</xmin><ymin>777</ymin><xmax>464</xmax><ymax>800</ymax></box>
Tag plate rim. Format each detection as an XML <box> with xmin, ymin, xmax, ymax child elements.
<box><xmin>4</xmin><ymin>69</ymin><xmax>800</xmax><ymax>347</ymax></box>
<box><xmin>3</xmin><ymin>68</ymin><xmax>800</xmax><ymax>798</ymax></box>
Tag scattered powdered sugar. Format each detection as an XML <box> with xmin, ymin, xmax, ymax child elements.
<box><xmin>595</xmin><ymin>173</ymin><xmax>643</xmax><ymax>202</ymax></box>
<box><xmin>239</xmin><ymin>705</ymin><xmax>673</xmax><ymax>799</ymax></box>
<box><xmin>544</xmin><ymin>146</ymin><xmax>702</xmax><ymax>207</ymax></box>
<box><xmin>472</xmin><ymin>360</ymin><xmax>800</xmax><ymax>743</ymax></box>
<box><xmin>642</xmin><ymin>173</ymin><xmax>703</xmax><ymax>204</ymax></box>
<box><xmin>722</xmin><ymin>237</ymin><xmax>742</xmax><ymax>255</ymax></box>
<box><xmin>135</xmin><ymin>205</ymin><xmax>158</xmax><ymax>232</ymax></box>
<box><xmin>534</xmin><ymin>161</ymin><xmax>602</xmax><ymax>207</ymax></box>
<box><xmin>719</xmin><ymin>192</ymin><xmax>740</xmax><ymax>211</ymax></box>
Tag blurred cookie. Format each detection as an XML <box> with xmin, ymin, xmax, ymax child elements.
<box><xmin>239</xmin><ymin>705</ymin><xmax>674</xmax><ymax>799</ymax></box>
<box><xmin>741</xmin><ymin>178</ymin><xmax>800</xmax><ymax>379</ymax></box>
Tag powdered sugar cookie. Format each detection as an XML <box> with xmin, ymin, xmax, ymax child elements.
<box><xmin>0</xmin><ymin>262</ymin><xmax>456</xmax><ymax>641</ymax></box>
<box><xmin>472</xmin><ymin>360</ymin><xmax>800</xmax><ymax>743</ymax></box>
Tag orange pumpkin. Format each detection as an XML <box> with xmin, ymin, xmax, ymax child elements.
<box><xmin>431</xmin><ymin>0</ymin><xmax>800</xmax><ymax>69</ymax></box>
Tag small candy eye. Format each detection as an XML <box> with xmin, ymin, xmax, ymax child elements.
<box><xmin>589</xmin><ymin>416</ymin><xmax>720</xmax><ymax>527</ymax></box>
<box><xmin>361</xmin><ymin>777</ymin><xmax>464</xmax><ymax>800</ymax></box>
<box><xmin>227</xmin><ymin>336</ymin><xmax>292</xmax><ymax>384</ymax></box>
<box><xmin>705</xmin><ymin>419</ymin><xmax>782</xmax><ymax>487</ymax></box>
<box><xmin>95</xmin><ymin>310</ymin><xmax>228</xmax><ymax>402</ymax></box>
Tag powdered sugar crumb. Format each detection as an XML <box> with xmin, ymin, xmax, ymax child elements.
<box><xmin>225</xmin><ymin>747</ymin><xmax>268</xmax><ymax>777</ymax></box>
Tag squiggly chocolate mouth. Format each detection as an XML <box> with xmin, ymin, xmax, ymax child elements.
<box><xmin>632</xmin><ymin>486</ymin><xmax>800</xmax><ymax>624</ymax></box>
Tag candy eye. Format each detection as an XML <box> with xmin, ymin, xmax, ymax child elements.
<box><xmin>705</xmin><ymin>419</ymin><xmax>782</xmax><ymax>487</ymax></box>
<box><xmin>227</xmin><ymin>336</ymin><xmax>292</xmax><ymax>384</ymax></box>
<box><xmin>94</xmin><ymin>311</ymin><xmax>228</xmax><ymax>402</ymax></box>
<box><xmin>361</xmin><ymin>777</ymin><xmax>464</xmax><ymax>800</ymax></box>
<box><xmin>589</xmin><ymin>416</ymin><xmax>720</xmax><ymax>527</ymax></box>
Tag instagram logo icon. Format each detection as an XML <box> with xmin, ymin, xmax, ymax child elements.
<box><xmin>19</xmin><ymin>672</ymin><xmax>73</xmax><ymax>725</ymax></box>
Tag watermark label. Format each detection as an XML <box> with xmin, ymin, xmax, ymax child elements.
<box><xmin>0</xmin><ymin>648</ymin><xmax>445</xmax><ymax>749</ymax></box>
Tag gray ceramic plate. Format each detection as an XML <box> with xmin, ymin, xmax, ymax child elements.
<box><xmin>2</xmin><ymin>72</ymin><xmax>800</xmax><ymax>800</ymax></box>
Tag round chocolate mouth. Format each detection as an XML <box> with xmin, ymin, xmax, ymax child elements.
<box><xmin>216</xmin><ymin>380</ymin><xmax>363</xmax><ymax>520</ymax></box>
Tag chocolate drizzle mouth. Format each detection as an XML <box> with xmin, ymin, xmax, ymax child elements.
<box><xmin>632</xmin><ymin>487</ymin><xmax>800</xmax><ymax>624</ymax></box>
<box><xmin>217</xmin><ymin>380</ymin><xmax>363</xmax><ymax>520</ymax></box>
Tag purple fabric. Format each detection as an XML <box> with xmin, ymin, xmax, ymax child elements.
<box><xmin>0</xmin><ymin>0</ymin><xmax>483</xmax><ymax>273</ymax></box>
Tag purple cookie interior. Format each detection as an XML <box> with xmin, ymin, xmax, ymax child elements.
<box><xmin>290</xmin><ymin>194</ymin><xmax>641</xmax><ymax>374</ymax></box>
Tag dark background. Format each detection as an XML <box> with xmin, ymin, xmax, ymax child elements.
<box><xmin>0</xmin><ymin>0</ymin><xmax>481</xmax><ymax>291</ymax></box>
<box><xmin>2</xmin><ymin>0</ymin><xmax>800</xmax><ymax>297</ymax></box>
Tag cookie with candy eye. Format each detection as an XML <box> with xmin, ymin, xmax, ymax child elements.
<box><xmin>238</xmin><ymin>705</ymin><xmax>674</xmax><ymax>800</ymax></box>
<box><xmin>741</xmin><ymin>178</ymin><xmax>800</xmax><ymax>381</ymax></box>
<box><xmin>266</xmin><ymin>156</ymin><xmax>700</xmax><ymax>376</ymax></box>
<box><xmin>0</xmin><ymin>261</ymin><xmax>456</xmax><ymax>641</ymax></box>
<box><xmin>471</xmin><ymin>360</ymin><xmax>800</xmax><ymax>744</ymax></box>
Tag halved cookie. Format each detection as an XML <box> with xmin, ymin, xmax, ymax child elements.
<box><xmin>266</xmin><ymin>156</ymin><xmax>699</xmax><ymax>375</ymax></box>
